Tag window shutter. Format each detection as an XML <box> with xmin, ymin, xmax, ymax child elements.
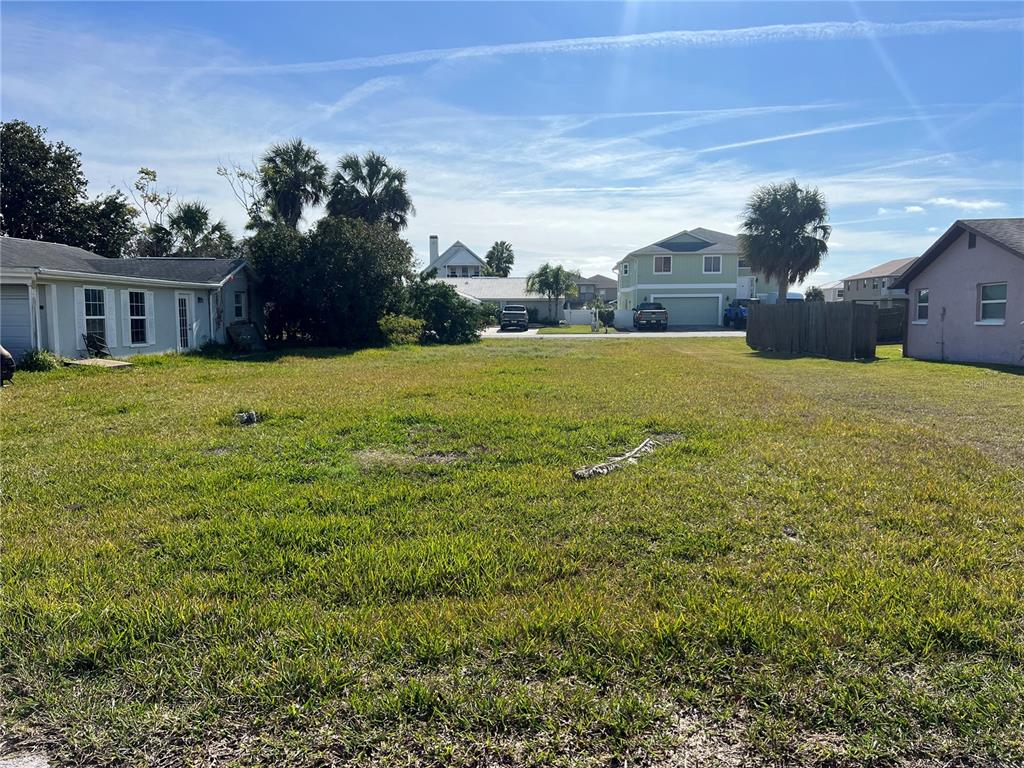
<box><xmin>104</xmin><ymin>288</ymin><xmax>117</xmax><ymax>348</ymax></box>
<box><xmin>144</xmin><ymin>291</ymin><xmax>156</xmax><ymax>346</ymax></box>
<box><xmin>121</xmin><ymin>291</ymin><xmax>131</xmax><ymax>346</ymax></box>
<box><xmin>74</xmin><ymin>287</ymin><xmax>86</xmax><ymax>350</ymax></box>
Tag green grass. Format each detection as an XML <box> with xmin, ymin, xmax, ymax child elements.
<box><xmin>2</xmin><ymin>340</ymin><xmax>1022</xmax><ymax>766</ymax></box>
<box><xmin>536</xmin><ymin>324</ymin><xmax>616</xmax><ymax>334</ymax></box>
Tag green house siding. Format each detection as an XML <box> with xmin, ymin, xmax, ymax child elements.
<box><xmin>635</xmin><ymin>252</ymin><xmax>738</xmax><ymax>284</ymax></box>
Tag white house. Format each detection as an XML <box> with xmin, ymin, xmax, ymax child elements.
<box><xmin>819</xmin><ymin>280</ymin><xmax>845</xmax><ymax>302</ymax></box>
<box><xmin>0</xmin><ymin>237</ymin><xmax>259</xmax><ymax>360</ymax></box>
<box><xmin>423</xmin><ymin>236</ymin><xmax>488</xmax><ymax>278</ymax></box>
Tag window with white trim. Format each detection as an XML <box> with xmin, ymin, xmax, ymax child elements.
<box><xmin>84</xmin><ymin>288</ymin><xmax>105</xmax><ymax>338</ymax></box>
<box><xmin>978</xmin><ymin>282</ymin><xmax>1006</xmax><ymax>322</ymax></box>
<box><xmin>654</xmin><ymin>255</ymin><xmax>672</xmax><ymax>273</ymax></box>
<box><xmin>233</xmin><ymin>291</ymin><xmax>246</xmax><ymax>320</ymax></box>
<box><xmin>621</xmin><ymin>263</ymin><xmax>629</xmax><ymax>276</ymax></box>
<box><xmin>915</xmin><ymin>288</ymin><xmax>929</xmax><ymax>321</ymax></box>
<box><xmin>129</xmin><ymin>291</ymin><xmax>147</xmax><ymax>344</ymax></box>
<box><xmin>703</xmin><ymin>255</ymin><xmax>722</xmax><ymax>274</ymax></box>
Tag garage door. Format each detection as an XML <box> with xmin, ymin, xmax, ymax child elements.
<box><xmin>1</xmin><ymin>284</ymin><xmax>32</xmax><ymax>358</ymax></box>
<box><xmin>656</xmin><ymin>296</ymin><xmax>720</xmax><ymax>326</ymax></box>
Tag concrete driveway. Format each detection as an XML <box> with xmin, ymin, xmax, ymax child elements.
<box><xmin>481</xmin><ymin>327</ymin><xmax>745</xmax><ymax>339</ymax></box>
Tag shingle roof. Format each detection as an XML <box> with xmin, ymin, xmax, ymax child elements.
<box><xmin>581</xmin><ymin>274</ymin><xmax>617</xmax><ymax>289</ymax></box>
<box><xmin>0</xmin><ymin>237</ymin><xmax>246</xmax><ymax>284</ymax></box>
<box><xmin>842</xmin><ymin>257</ymin><xmax>917</xmax><ymax>282</ymax></box>
<box><xmin>436</xmin><ymin>277</ymin><xmax>539</xmax><ymax>301</ymax></box>
<box><xmin>625</xmin><ymin>227</ymin><xmax>739</xmax><ymax>260</ymax></box>
<box><xmin>893</xmin><ymin>218</ymin><xmax>1024</xmax><ymax>289</ymax></box>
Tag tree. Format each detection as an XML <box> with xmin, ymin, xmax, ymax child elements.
<box><xmin>327</xmin><ymin>151</ymin><xmax>415</xmax><ymax>231</ymax></box>
<box><xmin>217</xmin><ymin>158</ymin><xmax>264</xmax><ymax>229</ymax></box>
<box><xmin>804</xmin><ymin>285</ymin><xmax>826</xmax><ymax>302</ymax></box>
<box><xmin>739</xmin><ymin>180</ymin><xmax>831</xmax><ymax>303</ymax></box>
<box><xmin>0</xmin><ymin>120</ymin><xmax>139</xmax><ymax>256</ymax></box>
<box><xmin>526</xmin><ymin>262</ymin><xmax>581</xmax><ymax>320</ymax></box>
<box><xmin>485</xmin><ymin>241</ymin><xmax>514</xmax><ymax>276</ymax></box>
<box><xmin>406</xmin><ymin>279</ymin><xmax>481</xmax><ymax>344</ymax></box>
<box><xmin>259</xmin><ymin>139</ymin><xmax>327</xmax><ymax>229</ymax></box>
<box><xmin>247</xmin><ymin>223</ymin><xmax>309</xmax><ymax>339</ymax></box>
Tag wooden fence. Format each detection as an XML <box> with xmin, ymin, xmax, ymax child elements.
<box><xmin>746</xmin><ymin>302</ymin><xmax>878</xmax><ymax>360</ymax></box>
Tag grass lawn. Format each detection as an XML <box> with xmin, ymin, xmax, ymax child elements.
<box><xmin>2</xmin><ymin>340</ymin><xmax>1022</xmax><ymax>766</ymax></box>
<box><xmin>536</xmin><ymin>324</ymin><xmax>617</xmax><ymax>334</ymax></box>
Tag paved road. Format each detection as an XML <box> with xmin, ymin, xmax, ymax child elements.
<box><xmin>482</xmin><ymin>327</ymin><xmax>745</xmax><ymax>339</ymax></box>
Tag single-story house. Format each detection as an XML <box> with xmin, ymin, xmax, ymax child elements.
<box><xmin>893</xmin><ymin>218</ymin><xmax>1023</xmax><ymax>367</ymax></box>
<box><xmin>614</xmin><ymin>227</ymin><xmax>783</xmax><ymax>326</ymax></box>
<box><xmin>0</xmin><ymin>236</ymin><xmax>259</xmax><ymax>360</ymax></box>
<box><xmin>436</xmin><ymin>276</ymin><xmax>559</xmax><ymax>322</ymax></box>
<box><xmin>842</xmin><ymin>258</ymin><xmax>916</xmax><ymax>308</ymax></box>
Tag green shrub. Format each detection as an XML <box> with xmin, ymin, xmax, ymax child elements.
<box><xmin>598</xmin><ymin>308</ymin><xmax>615</xmax><ymax>328</ymax></box>
<box><xmin>478</xmin><ymin>302</ymin><xmax>500</xmax><ymax>329</ymax></box>
<box><xmin>379</xmin><ymin>314</ymin><xmax>425</xmax><ymax>345</ymax></box>
<box><xmin>407</xmin><ymin>280</ymin><xmax>481</xmax><ymax>344</ymax></box>
<box><xmin>17</xmin><ymin>349</ymin><xmax>60</xmax><ymax>372</ymax></box>
<box><xmin>526</xmin><ymin>307</ymin><xmax>539</xmax><ymax>324</ymax></box>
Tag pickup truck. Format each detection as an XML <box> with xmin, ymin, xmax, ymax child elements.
<box><xmin>633</xmin><ymin>302</ymin><xmax>668</xmax><ymax>331</ymax></box>
<box><xmin>499</xmin><ymin>304</ymin><xmax>529</xmax><ymax>331</ymax></box>
<box><xmin>722</xmin><ymin>298</ymin><xmax>758</xmax><ymax>329</ymax></box>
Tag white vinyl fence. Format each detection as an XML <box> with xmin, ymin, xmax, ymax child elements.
<box><xmin>613</xmin><ymin>309</ymin><xmax>635</xmax><ymax>329</ymax></box>
<box><xmin>563</xmin><ymin>308</ymin><xmax>598</xmax><ymax>325</ymax></box>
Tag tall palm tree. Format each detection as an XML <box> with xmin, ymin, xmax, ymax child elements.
<box><xmin>485</xmin><ymin>241</ymin><xmax>515</xmax><ymax>277</ymax></box>
<box><xmin>167</xmin><ymin>201</ymin><xmax>235</xmax><ymax>257</ymax></box>
<box><xmin>259</xmin><ymin>139</ymin><xmax>328</xmax><ymax>230</ymax></box>
<box><xmin>527</xmin><ymin>263</ymin><xmax>580</xmax><ymax>320</ymax></box>
<box><xmin>739</xmin><ymin>180</ymin><xmax>830</xmax><ymax>302</ymax></box>
<box><xmin>327</xmin><ymin>151</ymin><xmax>415</xmax><ymax>231</ymax></box>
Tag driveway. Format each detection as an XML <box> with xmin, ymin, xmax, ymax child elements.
<box><xmin>482</xmin><ymin>327</ymin><xmax>745</xmax><ymax>339</ymax></box>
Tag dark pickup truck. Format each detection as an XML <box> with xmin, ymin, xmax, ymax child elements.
<box><xmin>633</xmin><ymin>302</ymin><xmax>668</xmax><ymax>331</ymax></box>
<box><xmin>499</xmin><ymin>304</ymin><xmax>529</xmax><ymax>331</ymax></box>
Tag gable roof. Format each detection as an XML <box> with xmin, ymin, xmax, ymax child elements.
<box><xmin>580</xmin><ymin>274</ymin><xmax>617</xmax><ymax>289</ymax></box>
<box><xmin>893</xmin><ymin>218</ymin><xmax>1024</xmax><ymax>289</ymax></box>
<box><xmin>843</xmin><ymin>257</ymin><xmax>917</xmax><ymax>282</ymax></box>
<box><xmin>436</xmin><ymin>276</ymin><xmax>537</xmax><ymax>302</ymax></box>
<box><xmin>0</xmin><ymin>236</ymin><xmax>246</xmax><ymax>285</ymax></box>
<box><xmin>429</xmin><ymin>240</ymin><xmax>487</xmax><ymax>270</ymax></box>
<box><xmin>620</xmin><ymin>227</ymin><xmax>739</xmax><ymax>264</ymax></box>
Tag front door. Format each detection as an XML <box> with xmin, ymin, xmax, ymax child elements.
<box><xmin>175</xmin><ymin>292</ymin><xmax>194</xmax><ymax>351</ymax></box>
<box><xmin>736</xmin><ymin>276</ymin><xmax>756</xmax><ymax>300</ymax></box>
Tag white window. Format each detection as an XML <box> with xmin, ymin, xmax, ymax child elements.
<box><xmin>84</xmin><ymin>288</ymin><xmax>105</xmax><ymax>338</ymax></box>
<box><xmin>915</xmin><ymin>288</ymin><xmax>929</xmax><ymax>322</ymax></box>
<box><xmin>129</xmin><ymin>291</ymin><xmax>147</xmax><ymax>344</ymax></box>
<box><xmin>654</xmin><ymin>255</ymin><xmax>672</xmax><ymax>273</ymax></box>
<box><xmin>233</xmin><ymin>291</ymin><xmax>247</xmax><ymax>321</ymax></box>
<box><xmin>978</xmin><ymin>282</ymin><xmax>1007</xmax><ymax>323</ymax></box>
<box><xmin>622</xmin><ymin>263</ymin><xmax>629</xmax><ymax>276</ymax></box>
<box><xmin>703</xmin><ymin>255</ymin><xmax>722</xmax><ymax>274</ymax></box>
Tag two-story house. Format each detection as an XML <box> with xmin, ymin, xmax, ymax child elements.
<box><xmin>841</xmin><ymin>258</ymin><xmax>916</xmax><ymax>308</ymax></box>
<box><xmin>614</xmin><ymin>227</ymin><xmax>782</xmax><ymax>326</ymax></box>
<box><xmin>570</xmin><ymin>274</ymin><xmax>617</xmax><ymax>308</ymax></box>
<box><xmin>423</xmin><ymin>235</ymin><xmax>486</xmax><ymax>278</ymax></box>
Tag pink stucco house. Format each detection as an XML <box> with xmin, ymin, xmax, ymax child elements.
<box><xmin>894</xmin><ymin>218</ymin><xmax>1023</xmax><ymax>367</ymax></box>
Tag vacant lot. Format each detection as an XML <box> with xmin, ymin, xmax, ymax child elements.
<box><xmin>2</xmin><ymin>340</ymin><xmax>1022</xmax><ymax>766</ymax></box>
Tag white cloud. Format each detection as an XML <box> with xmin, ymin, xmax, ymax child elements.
<box><xmin>927</xmin><ymin>226</ymin><xmax>939</xmax><ymax>232</ymax></box>
<box><xmin>316</xmin><ymin>76</ymin><xmax>404</xmax><ymax>119</ymax></box>
<box><xmin>197</xmin><ymin>18</ymin><xmax>1024</xmax><ymax>76</ymax></box>
<box><xmin>904</xmin><ymin>205</ymin><xmax>926</xmax><ymax>213</ymax></box>
<box><xmin>877</xmin><ymin>207</ymin><xmax>892</xmax><ymax>215</ymax></box>
<box><xmin>926</xmin><ymin>196</ymin><xmax>1005</xmax><ymax>211</ymax></box>
<box><xmin>695</xmin><ymin>117</ymin><xmax>915</xmax><ymax>154</ymax></box>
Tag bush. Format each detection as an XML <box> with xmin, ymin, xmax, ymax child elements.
<box><xmin>598</xmin><ymin>308</ymin><xmax>615</xmax><ymax>328</ymax></box>
<box><xmin>478</xmin><ymin>302</ymin><xmax>500</xmax><ymax>329</ymax></box>
<box><xmin>526</xmin><ymin>307</ymin><xmax>539</xmax><ymax>324</ymax></box>
<box><xmin>379</xmin><ymin>314</ymin><xmax>425</xmax><ymax>345</ymax></box>
<box><xmin>18</xmin><ymin>349</ymin><xmax>60</xmax><ymax>372</ymax></box>
<box><xmin>407</xmin><ymin>280</ymin><xmax>481</xmax><ymax>344</ymax></box>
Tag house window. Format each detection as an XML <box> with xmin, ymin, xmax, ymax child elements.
<box><xmin>621</xmin><ymin>263</ymin><xmax>629</xmax><ymax>276</ymax></box>
<box><xmin>738</xmin><ymin>259</ymin><xmax>749</xmax><ymax>269</ymax></box>
<box><xmin>978</xmin><ymin>282</ymin><xmax>1007</xmax><ymax>322</ymax></box>
<box><xmin>703</xmin><ymin>255</ymin><xmax>722</xmax><ymax>274</ymax></box>
<box><xmin>872</xmin><ymin>278</ymin><xmax>879</xmax><ymax>290</ymax></box>
<box><xmin>84</xmin><ymin>288</ymin><xmax>105</xmax><ymax>338</ymax></box>
<box><xmin>129</xmin><ymin>291</ymin><xmax>147</xmax><ymax>344</ymax></box>
<box><xmin>968</xmin><ymin>232</ymin><xmax>977</xmax><ymax>249</ymax></box>
<box><xmin>654</xmin><ymin>256</ymin><xmax>672</xmax><ymax>273</ymax></box>
<box><xmin>915</xmin><ymin>288</ymin><xmax>929</xmax><ymax>321</ymax></box>
<box><xmin>837</xmin><ymin>289</ymin><xmax>844</xmax><ymax>299</ymax></box>
<box><xmin>233</xmin><ymin>291</ymin><xmax>246</xmax><ymax>321</ymax></box>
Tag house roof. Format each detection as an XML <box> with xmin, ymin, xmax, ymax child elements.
<box><xmin>0</xmin><ymin>236</ymin><xmax>246</xmax><ymax>285</ymax></box>
<box><xmin>436</xmin><ymin>276</ymin><xmax>540</xmax><ymax>302</ymax></box>
<box><xmin>618</xmin><ymin>227</ymin><xmax>738</xmax><ymax>266</ymax></box>
<box><xmin>893</xmin><ymin>218</ymin><xmax>1024</xmax><ymax>289</ymax></box>
<box><xmin>428</xmin><ymin>240</ymin><xmax>487</xmax><ymax>270</ymax></box>
<box><xmin>817</xmin><ymin>280</ymin><xmax>844</xmax><ymax>290</ymax></box>
<box><xmin>842</xmin><ymin>257</ymin><xmax>917</xmax><ymax>282</ymax></box>
<box><xmin>580</xmin><ymin>273</ymin><xmax>617</xmax><ymax>289</ymax></box>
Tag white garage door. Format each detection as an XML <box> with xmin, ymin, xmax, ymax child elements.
<box><xmin>656</xmin><ymin>296</ymin><xmax>720</xmax><ymax>326</ymax></box>
<box><xmin>1</xmin><ymin>284</ymin><xmax>33</xmax><ymax>358</ymax></box>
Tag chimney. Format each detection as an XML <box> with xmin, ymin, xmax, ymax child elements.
<box><xmin>429</xmin><ymin>235</ymin><xmax>439</xmax><ymax>265</ymax></box>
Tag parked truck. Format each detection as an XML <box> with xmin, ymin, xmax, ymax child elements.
<box><xmin>633</xmin><ymin>302</ymin><xmax>668</xmax><ymax>331</ymax></box>
<box><xmin>499</xmin><ymin>304</ymin><xmax>529</xmax><ymax>331</ymax></box>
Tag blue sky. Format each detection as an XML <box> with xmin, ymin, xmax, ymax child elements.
<box><xmin>2</xmin><ymin>2</ymin><xmax>1022</xmax><ymax>283</ymax></box>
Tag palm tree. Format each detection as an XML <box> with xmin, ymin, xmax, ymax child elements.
<box><xmin>327</xmin><ymin>151</ymin><xmax>415</xmax><ymax>231</ymax></box>
<box><xmin>527</xmin><ymin>263</ymin><xmax>580</xmax><ymax>320</ymax></box>
<box><xmin>739</xmin><ymin>180</ymin><xmax>831</xmax><ymax>303</ymax></box>
<box><xmin>167</xmin><ymin>201</ymin><xmax>235</xmax><ymax>257</ymax></box>
<box><xmin>259</xmin><ymin>139</ymin><xmax>328</xmax><ymax>229</ymax></box>
<box><xmin>485</xmin><ymin>241</ymin><xmax>515</xmax><ymax>277</ymax></box>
